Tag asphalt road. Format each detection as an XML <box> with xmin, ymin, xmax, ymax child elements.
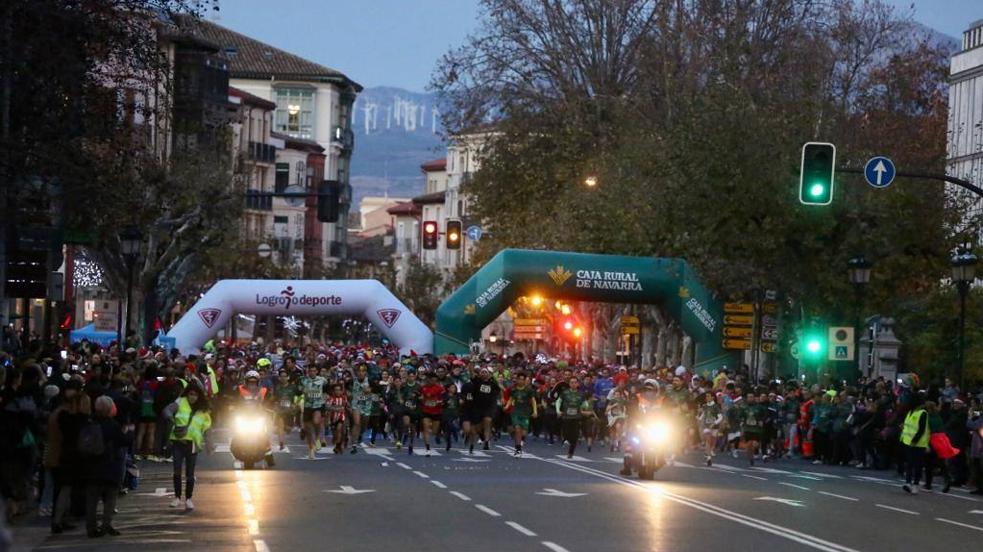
<box><xmin>22</xmin><ymin>432</ymin><xmax>983</xmax><ymax>552</ymax></box>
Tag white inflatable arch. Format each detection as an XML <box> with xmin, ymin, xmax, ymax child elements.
<box><xmin>164</xmin><ymin>279</ymin><xmax>433</xmax><ymax>355</ymax></box>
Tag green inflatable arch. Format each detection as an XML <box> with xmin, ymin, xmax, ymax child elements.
<box><xmin>435</xmin><ymin>249</ymin><xmax>733</xmax><ymax>372</ymax></box>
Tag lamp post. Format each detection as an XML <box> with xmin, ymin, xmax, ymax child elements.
<box><xmin>119</xmin><ymin>226</ymin><xmax>142</xmax><ymax>348</ymax></box>
<box><xmin>847</xmin><ymin>256</ymin><xmax>872</xmax><ymax>378</ymax></box>
<box><xmin>951</xmin><ymin>249</ymin><xmax>978</xmax><ymax>390</ymax></box>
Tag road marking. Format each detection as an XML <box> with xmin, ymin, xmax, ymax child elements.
<box><xmin>396</xmin><ymin>462</ymin><xmax>412</xmax><ymax>470</ymax></box>
<box><xmin>936</xmin><ymin>517</ymin><xmax>983</xmax><ymax>532</ymax></box>
<box><xmin>542</xmin><ymin>458</ymin><xmax>859</xmax><ymax>552</ymax></box>
<box><xmin>713</xmin><ymin>463</ymin><xmax>747</xmax><ymax>472</ymax></box>
<box><xmin>779</xmin><ymin>482</ymin><xmax>812</xmax><ymax>491</ymax></box>
<box><xmin>244</xmin><ymin>503</ymin><xmax>255</xmax><ymax>516</ymax></box>
<box><xmin>751</xmin><ymin>467</ymin><xmax>793</xmax><ymax>474</ymax></box>
<box><xmin>452</xmin><ymin>458</ymin><xmax>491</xmax><ymax>463</ymax></box>
<box><xmin>430</xmin><ymin>480</ymin><xmax>447</xmax><ymax>489</ymax></box>
<box><xmin>326</xmin><ymin>486</ymin><xmax>375</xmax><ymax>495</ymax></box>
<box><xmin>875</xmin><ymin>504</ymin><xmax>918</xmax><ymax>515</ymax></box>
<box><xmin>293</xmin><ymin>456</ymin><xmax>331</xmax><ymax>461</ymax></box>
<box><xmin>818</xmin><ymin>491</ymin><xmax>859</xmax><ymax>502</ymax></box>
<box><xmin>603</xmin><ymin>457</ymin><xmax>623</xmax><ymax>463</ymax></box>
<box><xmin>754</xmin><ymin>496</ymin><xmax>806</xmax><ymax>507</ymax></box>
<box><xmin>421</xmin><ymin>448</ymin><xmax>442</xmax><ymax>456</ymax></box>
<box><xmin>241</xmin><ymin>490</ymin><xmax>252</xmax><ymax>502</ymax></box>
<box><xmin>381</xmin><ymin>462</ymin><xmax>389</xmax><ymax>467</ymax></box>
<box><xmin>449</xmin><ymin>491</ymin><xmax>471</xmax><ymax>501</ymax></box>
<box><xmin>671</xmin><ymin>460</ymin><xmax>695</xmax><ymax>468</ymax></box>
<box><xmin>234</xmin><ymin>470</ymin><xmax>243</xmax><ymax>480</ymax></box>
<box><xmin>801</xmin><ymin>471</ymin><xmax>843</xmax><ymax>479</ymax></box>
<box><xmin>233</xmin><ymin>460</ymin><xmax>243</xmax><ymax>470</ymax></box>
<box><xmin>557</xmin><ymin>455</ymin><xmax>595</xmax><ymax>462</ymax></box>
<box><xmin>458</xmin><ymin>449</ymin><xmax>491</xmax><ymax>457</ymax></box>
<box><xmin>506</xmin><ymin>521</ymin><xmax>537</xmax><ymax>537</ymax></box>
<box><xmin>475</xmin><ymin>504</ymin><xmax>501</xmax><ymax>517</ymax></box>
<box><xmin>536</xmin><ymin>488</ymin><xmax>587</xmax><ymax>498</ymax></box>
<box><xmin>788</xmin><ymin>475</ymin><xmax>822</xmax><ymax>481</ymax></box>
<box><xmin>215</xmin><ymin>444</ymin><xmax>231</xmax><ymax>453</ymax></box>
<box><xmin>154</xmin><ymin>487</ymin><xmax>167</xmax><ymax>496</ymax></box>
<box><xmin>247</xmin><ymin>519</ymin><xmax>259</xmax><ymax>535</ymax></box>
<box><xmin>413</xmin><ymin>470</ymin><xmax>430</xmax><ymax>479</ymax></box>
<box><xmin>253</xmin><ymin>540</ymin><xmax>270</xmax><ymax>552</ymax></box>
<box><xmin>971</xmin><ymin>509</ymin><xmax>983</xmax><ymax>514</ymax></box>
<box><xmin>742</xmin><ymin>474</ymin><xmax>768</xmax><ymax>481</ymax></box>
<box><xmin>496</xmin><ymin>445</ymin><xmax>540</xmax><ymax>458</ymax></box>
<box><xmin>542</xmin><ymin>541</ymin><xmax>571</xmax><ymax>552</ymax></box>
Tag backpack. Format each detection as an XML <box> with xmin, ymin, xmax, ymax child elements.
<box><xmin>140</xmin><ymin>384</ymin><xmax>155</xmax><ymax>418</ymax></box>
<box><xmin>77</xmin><ymin>421</ymin><xmax>105</xmax><ymax>457</ymax></box>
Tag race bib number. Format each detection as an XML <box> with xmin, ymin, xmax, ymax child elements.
<box><xmin>480</xmin><ymin>384</ymin><xmax>492</xmax><ymax>394</ymax></box>
<box><xmin>280</xmin><ymin>399</ymin><xmax>292</xmax><ymax>408</ymax></box>
<box><xmin>565</xmin><ymin>407</ymin><xmax>579</xmax><ymax>416</ymax></box>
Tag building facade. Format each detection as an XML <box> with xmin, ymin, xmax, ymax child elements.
<box><xmin>195</xmin><ymin>20</ymin><xmax>362</xmax><ymax>263</ymax></box>
<box><xmin>948</xmin><ymin>19</ymin><xmax>983</xmax><ymax>233</ymax></box>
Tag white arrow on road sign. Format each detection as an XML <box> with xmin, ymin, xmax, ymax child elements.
<box><xmin>754</xmin><ymin>496</ymin><xmax>805</xmax><ymax>507</ymax></box>
<box><xmin>864</xmin><ymin>156</ymin><xmax>896</xmax><ymax>189</ymax></box>
<box><xmin>326</xmin><ymin>486</ymin><xmax>375</xmax><ymax>495</ymax></box>
<box><xmin>536</xmin><ymin>488</ymin><xmax>587</xmax><ymax>498</ymax></box>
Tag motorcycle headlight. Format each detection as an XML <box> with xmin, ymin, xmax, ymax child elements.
<box><xmin>645</xmin><ymin>421</ymin><xmax>672</xmax><ymax>444</ymax></box>
<box><xmin>235</xmin><ymin>416</ymin><xmax>265</xmax><ymax>434</ymax></box>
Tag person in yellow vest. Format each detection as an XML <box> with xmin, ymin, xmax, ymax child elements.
<box><xmin>900</xmin><ymin>396</ymin><xmax>929</xmax><ymax>494</ymax></box>
<box><xmin>201</xmin><ymin>354</ymin><xmax>220</xmax><ymax>399</ymax></box>
<box><xmin>163</xmin><ymin>384</ymin><xmax>212</xmax><ymax>511</ymax></box>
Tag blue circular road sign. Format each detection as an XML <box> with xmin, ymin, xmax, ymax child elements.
<box><xmin>466</xmin><ymin>225</ymin><xmax>483</xmax><ymax>241</ymax></box>
<box><xmin>864</xmin><ymin>156</ymin><xmax>895</xmax><ymax>189</ymax></box>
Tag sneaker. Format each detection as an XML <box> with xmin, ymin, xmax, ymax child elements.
<box><xmin>812</xmin><ymin>459</ymin><xmax>822</xmax><ymax>465</ymax></box>
<box><xmin>350</xmin><ymin>446</ymin><xmax>358</xmax><ymax>454</ymax></box>
<box><xmin>394</xmin><ymin>440</ymin><xmax>402</xmax><ymax>450</ymax></box>
<box><xmin>483</xmin><ymin>442</ymin><xmax>490</xmax><ymax>451</ymax></box>
<box><xmin>408</xmin><ymin>445</ymin><xmax>414</xmax><ymax>455</ymax></box>
<box><xmin>184</xmin><ymin>499</ymin><xmax>194</xmax><ymax>511</ymax></box>
<box><xmin>705</xmin><ymin>456</ymin><xmax>712</xmax><ymax>467</ymax></box>
<box><xmin>103</xmin><ymin>526</ymin><xmax>121</xmax><ymax>536</ymax></box>
<box><xmin>170</xmin><ymin>498</ymin><xmax>184</xmax><ymax>509</ymax></box>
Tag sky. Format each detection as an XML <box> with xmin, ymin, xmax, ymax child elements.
<box><xmin>215</xmin><ymin>0</ymin><xmax>981</xmax><ymax>93</ymax></box>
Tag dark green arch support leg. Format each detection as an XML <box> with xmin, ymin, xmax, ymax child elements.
<box><xmin>435</xmin><ymin>249</ymin><xmax>736</xmax><ymax>374</ymax></box>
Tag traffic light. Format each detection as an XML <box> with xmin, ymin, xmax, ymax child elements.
<box><xmin>799</xmin><ymin>142</ymin><xmax>836</xmax><ymax>205</ymax></box>
<box><xmin>422</xmin><ymin>220</ymin><xmax>438</xmax><ymax>250</ymax></box>
<box><xmin>446</xmin><ymin>220</ymin><xmax>462</xmax><ymax>250</ymax></box>
<box><xmin>317</xmin><ymin>181</ymin><xmax>340</xmax><ymax>223</ymax></box>
<box><xmin>801</xmin><ymin>329</ymin><xmax>827</xmax><ymax>361</ymax></box>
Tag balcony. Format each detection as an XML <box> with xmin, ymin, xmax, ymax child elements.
<box><xmin>247</xmin><ymin>141</ymin><xmax>276</xmax><ymax>164</ymax></box>
<box><xmin>245</xmin><ymin>189</ymin><xmax>272</xmax><ymax>211</ymax></box>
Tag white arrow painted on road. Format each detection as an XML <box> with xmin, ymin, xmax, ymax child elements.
<box><xmin>754</xmin><ymin>496</ymin><xmax>806</xmax><ymax>507</ymax></box>
<box><xmin>326</xmin><ymin>486</ymin><xmax>375</xmax><ymax>495</ymax></box>
<box><xmin>874</xmin><ymin>160</ymin><xmax>887</xmax><ymax>185</ymax></box>
<box><xmin>536</xmin><ymin>488</ymin><xmax>587</xmax><ymax>498</ymax></box>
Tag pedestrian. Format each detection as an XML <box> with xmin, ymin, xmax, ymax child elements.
<box><xmin>901</xmin><ymin>395</ymin><xmax>929</xmax><ymax>494</ymax></box>
<box><xmin>163</xmin><ymin>384</ymin><xmax>212</xmax><ymax>511</ymax></box>
<box><xmin>966</xmin><ymin>398</ymin><xmax>983</xmax><ymax>495</ymax></box>
<box><xmin>83</xmin><ymin>396</ymin><xmax>132</xmax><ymax>538</ymax></box>
<box><xmin>49</xmin><ymin>379</ymin><xmax>89</xmax><ymax>534</ymax></box>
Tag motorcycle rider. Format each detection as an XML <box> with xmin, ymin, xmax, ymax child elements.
<box><xmin>621</xmin><ymin>379</ymin><xmax>662</xmax><ymax>476</ymax></box>
<box><xmin>235</xmin><ymin>370</ymin><xmax>274</xmax><ymax>467</ymax></box>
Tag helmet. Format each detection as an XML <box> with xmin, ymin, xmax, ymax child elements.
<box><xmin>256</xmin><ymin>358</ymin><xmax>272</xmax><ymax>368</ymax></box>
<box><xmin>245</xmin><ymin>370</ymin><xmax>260</xmax><ymax>380</ymax></box>
<box><xmin>643</xmin><ymin>379</ymin><xmax>659</xmax><ymax>390</ymax></box>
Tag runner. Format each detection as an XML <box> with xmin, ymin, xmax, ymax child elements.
<box><xmin>698</xmin><ymin>391</ymin><xmax>723</xmax><ymax>466</ymax></box>
<box><xmin>349</xmin><ymin>364</ymin><xmax>372</xmax><ymax>454</ymax></box>
<box><xmin>470</xmin><ymin>367</ymin><xmax>501</xmax><ymax>453</ymax></box>
<box><xmin>505</xmin><ymin>371</ymin><xmax>538</xmax><ymax>456</ymax></box>
<box><xmin>299</xmin><ymin>365</ymin><xmax>328</xmax><ymax>459</ymax></box>
<box><xmin>605</xmin><ymin>378</ymin><xmax>630</xmax><ymax>452</ymax></box>
<box><xmin>273</xmin><ymin>370</ymin><xmax>300</xmax><ymax>450</ymax></box>
<box><xmin>557</xmin><ymin>376</ymin><xmax>590</xmax><ymax>459</ymax></box>
<box><xmin>441</xmin><ymin>383</ymin><xmax>461</xmax><ymax>452</ymax></box>
<box><xmin>398</xmin><ymin>370</ymin><xmax>422</xmax><ymax>455</ymax></box>
<box><xmin>420</xmin><ymin>372</ymin><xmax>445</xmax><ymax>456</ymax></box>
<box><xmin>325</xmin><ymin>384</ymin><xmax>349</xmax><ymax>454</ymax></box>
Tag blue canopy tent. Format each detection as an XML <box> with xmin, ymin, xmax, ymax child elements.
<box><xmin>70</xmin><ymin>323</ymin><xmax>117</xmax><ymax>347</ymax></box>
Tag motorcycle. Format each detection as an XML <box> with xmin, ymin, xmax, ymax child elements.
<box><xmin>621</xmin><ymin>414</ymin><xmax>673</xmax><ymax>480</ymax></box>
<box><xmin>230</xmin><ymin>409</ymin><xmax>275</xmax><ymax>470</ymax></box>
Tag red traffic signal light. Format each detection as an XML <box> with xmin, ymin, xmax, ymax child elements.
<box><xmin>422</xmin><ymin>220</ymin><xmax>438</xmax><ymax>250</ymax></box>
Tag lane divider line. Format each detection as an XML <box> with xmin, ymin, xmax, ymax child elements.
<box><xmin>875</xmin><ymin>504</ymin><xmax>918</xmax><ymax>515</ymax></box>
<box><xmin>431</xmin><ymin>480</ymin><xmax>448</xmax><ymax>489</ymax></box>
<box><xmin>449</xmin><ymin>491</ymin><xmax>471</xmax><ymax>501</ymax></box>
<box><xmin>542</xmin><ymin>541</ymin><xmax>572</xmax><ymax>552</ymax></box>
<box><xmin>818</xmin><ymin>491</ymin><xmax>859</xmax><ymax>502</ymax></box>
<box><xmin>474</xmin><ymin>504</ymin><xmax>501</xmax><ymax>517</ymax></box>
<box><xmin>413</xmin><ymin>470</ymin><xmax>430</xmax><ymax>479</ymax></box>
<box><xmin>935</xmin><ymin>517</ymin><xmax>983</xmax><ymax>532</ymax></box>
<box><xmin>253</xmin><ymin>539</ymin><xmax>270</xmax><ymax>552</ymax></box>
<box><xmin>247</xmin><ymin>519</ymin><xmax>259</xmax><ymax>535</ymax></box>
<box><xmin>540</xmin><ymin>457</ymin><xmax>859</xmax><ymax>552</ymax></box>
<box><xmin>506</xmin><ymin>521</ymin><xmax>537</xmax><ymax>537</ymax></box>
<box><xmin>742</xmin><ymin>474</ymin><xmax>768</xmax><ymax>481</ymax></box>
<box><xmin>396</xmin><ymin>462</ymin><xmax>412</xmax><ymax>470</ymax></box>
<box><xmin>779</xmin><ymin>482</ymin><xmax>812</xmax><ymax>491</ymax></box>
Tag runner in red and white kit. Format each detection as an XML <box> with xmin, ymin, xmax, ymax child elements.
<box><xmin>420</xmin><ymin>373</ymin><xmax>446</xmax><ymax>457</ymax></box>
<box><xmin>325</xmin><ymin>383</ymin><xmax>349</xmax><ymax>454</ymax></box>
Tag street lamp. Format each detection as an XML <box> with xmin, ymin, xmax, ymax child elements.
<box><xmin>119</xmin><ymin>226</ymin><xmax>142</xmax><ymax>347</ymax></box>
<box><xmin>584</xmin><ymin>175</ymin><xmax>598</xmax><ymax>188</ymax></box>
<box><xmin>847</xmin><ymin>256</ymin><xmax>872</xmax><ymax>378</ymax></box>
<box><xmin>951</xmin><ymin>249</ymin><xmax>978</xmax><ymax>389</ymax></box>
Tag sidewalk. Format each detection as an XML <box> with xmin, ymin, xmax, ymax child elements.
<box><xmin>9</xmin><ymin>460</ymin><xmax>174</xmax><ymax>552</ymax></box>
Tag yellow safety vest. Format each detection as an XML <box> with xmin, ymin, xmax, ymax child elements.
<box><xmin>900</xmin><ymin>408</ymin><xmax>929</xmax><ymax>448</ymax></box>
<box><xmin>171</xmin><ymin>397</ymin><xmax>212</xmax><ymax>449</ymax></box>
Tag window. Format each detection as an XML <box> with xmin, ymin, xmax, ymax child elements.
<box><xmin>275</xmin><ymin>163</ymin><xmax>289</xmax><ymax>193</ymax></box>
<box><xmin>274</xmin><ymin>216</ymin><xmax>289</xmax><ymax>224</ymax></box>
<box><xmin>274</xmin><ymin>88</ymin><xmax>315</xmax><ymax>139</ymax></box>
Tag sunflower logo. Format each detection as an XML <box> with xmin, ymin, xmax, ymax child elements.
<box><xmin>678</xmin><ymin>286</ymin><xmax>690</xmax><ymax>298</ymax></box>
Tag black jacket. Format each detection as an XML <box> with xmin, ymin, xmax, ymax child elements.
<box><xmin>81</xmin><ymin>417</ymin><xmax>132</xmax><ymax>485</ymax></box>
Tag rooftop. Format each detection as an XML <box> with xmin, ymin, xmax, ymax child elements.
<box><xmin>387</xmin><ymin>201</ymin><xmax>421</xmax><ymax>216</ymax></box>
<box><xmin>229</xmin><ymin>86</ymin><xmax>276</xmax><ymax>111</ymax></box>
<box><xmin>412</xmin><ymin>190</ymin><xmax>446</xmax><ymax>205</ymax></box>
<box><xmin>190</xmin><ymin>20</ymin><xmax>362</xmax><ymax>91</ymax></box>
<box><xmin>421</xmin><ymin>158</ymin><xmax>447</xmax><ymax>172</ymax></box>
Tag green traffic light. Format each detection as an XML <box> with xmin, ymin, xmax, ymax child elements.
<box><xmin>809</xmin><ymin>183</ymin><xmax>825</xmax><ymax>197</ymax></box>
<box><xmin>806</xmin><ymin>339</ymin><xmax>822</xmax><ymax>353</ymax></box>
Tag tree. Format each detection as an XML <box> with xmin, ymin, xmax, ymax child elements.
<box><xmin>396</xmin><ymin>261</ymin><xmax>445</xmax><ymax>327</ymax></box>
